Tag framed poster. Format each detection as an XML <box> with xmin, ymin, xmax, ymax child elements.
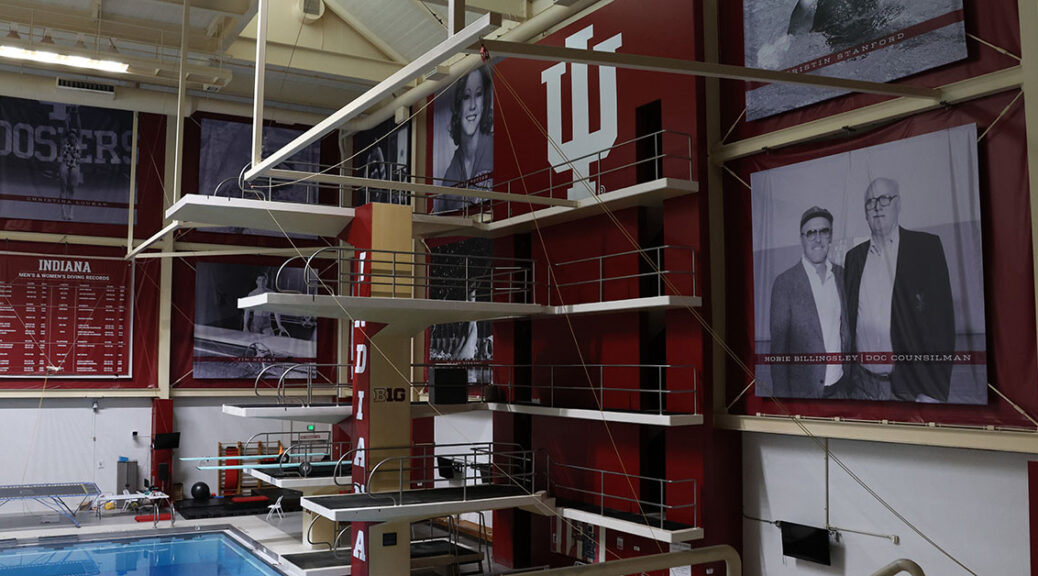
<box><xmin>744</xmin><ymin>0</ymin><xmax>967</xmax><ymax>120</ymax></box>
<box><xmin>751</xmin><ymin>124</ymin><xmax>987</xmax><ymax>404</ymax></box>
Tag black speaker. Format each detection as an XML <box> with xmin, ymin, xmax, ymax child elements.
<box><xmin>429</xmin><ymin>367</ymin><xmax>468</xmax><ymax>404</ymax></box>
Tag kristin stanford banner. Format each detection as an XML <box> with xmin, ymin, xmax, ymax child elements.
<box><xmin>0</xmin><ymin>97</ymin><xmax>134</xmax><ymax>224</ymax></box>
<box><xmin>743</xmin><ymin>0</ymin><xmax>967</xmax><ymax>120</ymax></box>
<box><xmin>751</xmin><ymin>124</ymin><xmax>987</xmax><ymax>404</ymax></box>
<box><xmin>192</xmin><ymin>262</ymin><xmax>317</xmax><ymax>380</ymax></box>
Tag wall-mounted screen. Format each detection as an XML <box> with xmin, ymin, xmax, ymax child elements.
<box><xmin>751</xmin><ymin>124</ymin><xmax>987</xmax><ymax>404</ymax></box>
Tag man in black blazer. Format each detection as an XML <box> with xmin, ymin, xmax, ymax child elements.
<box><xmin>769</xmin><ymin>206</ymin><xmax>850</xmax><ymax>399</ymax></box>
<box><xmin>844</xmin><ymin>178</ymin><xmax>955</xmax><ymax>402</ymax></box>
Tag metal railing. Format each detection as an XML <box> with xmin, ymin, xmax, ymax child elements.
<box><xmin>274</xmin><ymin>246</ymin><xmax>537</xmax><ymax>304</ymax></box>
<box><xmin>253</xmin><ymin>362</ymin><xmax>352</xmax><ymax>405</ymax></box>
<box><xmin>549</xmin><ymin>245</ymin><xmax>697</xmax><ymax>305</ymax></box>
<box><xmin>428</xmin><ymin>129</ymin><xmax>694</xmax><ymax>219</ymax></box>
<box><xmin>467</xmin><ymin>363</ymin><xmax>699</xmax><ymax>415</ymax></box>
<box><xmin>365</xmin><ymin>446</ymin><xmax>537</xmax><ymax>506</ymax></box>
<box><xmin>548</xmin><ymin>459</ymin><xmax>699</xmax><ymax>529</ymax></box>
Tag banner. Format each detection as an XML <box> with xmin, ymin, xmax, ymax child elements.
<box><xmin>197</xmin><ymin>118</ymin><xmax>320</xmax><ymax>236</ymax></box>
<box><xmin>751</xmin><ymin>124</ymin><xmax>987</xmax><ymax>404</ymax></box>
<box><xmin>192</xmin><ymin>262</ymin><xmax>317</xmax><ymax>379</ymax></box>
<box><xmin>428</xmin><ymin>238</ymin><xmax>494</xmax><ymax>383</ymax></box>
<box><xmin>353</xmin><ymin>117</ymin><xmax>411</xmax><ymax>206</ymax></box>
<box><xmin>431</xmin><ymin>64</ymin><xmax>494</xmax><ymax>213</ymax></box>
<box><xmin>0</xmin><ymin>97</ymin><xmax>134</xmax><ymax>224</ymax></box>
<box><xmin>0</xmin><ymin>254</ymin><xmax>133</xmax><ymax>378</ymax></box>
<box><xmin>743</xmin><ymin>0</ymin><xmax>967</xmax><ymax>120</ymax></box>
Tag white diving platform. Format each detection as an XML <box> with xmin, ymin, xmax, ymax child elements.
<box><xmin>239</xmin><ymin>293</ymin><xmax>546</xmax><ymax>334</ymax></box>
<box><xmin>239</xmin><ymin>293</ymin><xmax>700</xmax><ymax>330</ymax></box>
<box><xmin>166</xmin><ymin>195</ymin><xmax>356</xmax><ymax>237</ymax></box>
<box><xmin>222</xmin><ymin>403</ymin><xmax>353</xmax><ymax>424</ymax></box>
<box><xmin>301</xmin><ymin>486</ymin><xmax>554</xmax><ymax>523</ymax></box>
<box><xmin>246</xmin><ymin>467</ymin><xmax>350</xmax><ymax>491</ymax></box>
<box><xmin>162</xmin><ymin>178</ymin><xmax>696</xmax><ymax>241</ymax></box>
<box><xmin>485</xmin><ymin>403</ymin><xmax>702</xmax><ymax>426</ymax></box>
<box><xmin>556</xmin><ymin>505</ymin><xmax>704</xmax><ymax>544</ymax></box>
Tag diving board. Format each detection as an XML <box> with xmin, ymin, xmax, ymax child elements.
<box><xmin>180</xmin><ymin>452</ymin><xmax>328</xmax><ymax>462</ymax></box>
<box><xmin>302</xmin><ymin>485</ymin><xmax>554</xmax><ymax>523</ymax></box>
<box><xmin>0</xmin><ymin>482</ymin><xmax>101</xmax><ymax>528</ymax></box>
<box><xmin>165</xmin><ymin>195</ymin><xmax>356</xmax><ymax>237</ymax></box>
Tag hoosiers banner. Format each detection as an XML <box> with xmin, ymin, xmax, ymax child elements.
<box><xmin>0</xmin><ymin>97</ymin><xmax>134</xmax><ymax>224</ymax></box>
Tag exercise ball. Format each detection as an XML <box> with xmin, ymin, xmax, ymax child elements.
<box><xmin>190</xmin><ymin>481</ymin><xmax>211</xmax><ymax>501</ymax></box>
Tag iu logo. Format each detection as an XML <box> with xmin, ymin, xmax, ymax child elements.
<box><xmin>541</xmin><ymin>25</ymin><xmax>622</xmax><ymax>200</ymax></box>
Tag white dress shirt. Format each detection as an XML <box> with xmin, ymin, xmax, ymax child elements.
<box><xmin>856</xmin><ymin>228</ymin><xmax>900</xmax><ymax>375</ymax></box>
<box><xmin>801</xmin><ymin>256</ymin><xmax>843</xmax><ymax>386</ymax></box>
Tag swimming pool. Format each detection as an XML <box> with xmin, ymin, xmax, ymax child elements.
<box><xmin>0</xmin><ymin>531</ymin><xmax>286</xmax><ymax>576</ymax></box>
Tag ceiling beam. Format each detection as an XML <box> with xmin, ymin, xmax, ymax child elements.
<box><xmin>226</xmin><ymin>40</ymin><xmax>401</xmax><ymax>84</ymax></box>
<box><xmin>150</xmin><ymin>0</ymin><xmax>252</xmax><ymax>15</ymax></box>
<box><xmin>423</xmin><ymin>0</ymin><xmax>530</xmax><ymax>19</ymax></box>
<box><xmin>0</xmin><ymin>0</ymin><xmax>220</xmax><ymax>52</ymax></box>
<box><xmin>323</xmin><ymin>2</ymin><xmax>410</xmax><ymax>64</ymax></box>
<box><xmin>474</xmin><ymin>39</ymin><xmax>941</xmax><ymax>100</ymax></box>
<box><xmin>245</xmin><ymin>12</ymin><xmax>501</xmax><ymax>182</ymax></box>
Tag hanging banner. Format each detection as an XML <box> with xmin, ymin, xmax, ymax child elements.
<box><xmin>0</xmin><ymin>97</ymin><xmax>134</xmax><ymax>224</ymax></box>
<box><xmin>196</xmin><ymin>118</ymin><xmax>321</xmax><ymax>236</ymax></box>
<box><xmin>353</xmin><ymin>117</ymin><xmax>412</xmax><ymax>206</ymax></box>
<box><xmin>751</xmin><ymin>124</ymin><xmax>987</xmax><ymax>404</ymax></box>
<box><xmin>192</xmin><ymin>262</ymin><xmax>317</xmax><ymax>379</ymax></box>
<box><xmin>0</xmin><ymin>254</ymin><xmax>133</xmax><ymax>377</ymax></box>
<box><xmin>743</xmin><ymin>0</ymin><xmax>967</xmax><ymax>120</ymax></box>
<box><xmin>431</xmin><ymin>64</ymin><xmax>494</xmax><ymax>213</ymax></box>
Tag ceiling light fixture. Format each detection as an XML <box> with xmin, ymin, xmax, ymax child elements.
<box><xmin>0</xmin><ymin>45</ymin><xmax>129</xmax><ymax>73</ymax></box>
<box><xmin>5</xmin><ymin>25</ymin><xmax>19</xmax><ymax>41</ymax></box>
<box><xmin>40</xmin><ymin>28</ymin><xmax>55</xmax><ymax>45</ymax></box>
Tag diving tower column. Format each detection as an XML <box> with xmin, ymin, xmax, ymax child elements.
<box><xmin>346</xmin><ymin>202</ymin><xmax>414</xmax><ymax>576</ymax></box>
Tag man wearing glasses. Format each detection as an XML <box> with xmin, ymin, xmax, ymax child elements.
<box><xmin>769</xmin><ymin>206</ymin><xmax>850</xmax><ymax>398</ymax></box>
<box><xmin>845</xmin><ymin>177</ymin><xmax>954</xmax><ymax>402</ymax></box>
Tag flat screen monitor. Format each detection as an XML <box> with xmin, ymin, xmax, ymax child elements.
<box><xmin>780</xmin><ymin>521</ymin><xmax>831</xmax><ymax>566</ymax></box>
<box><xmin>153</xmin><ymin>432</ymin><xmax>180</xmax><ymax>450</ymax></box>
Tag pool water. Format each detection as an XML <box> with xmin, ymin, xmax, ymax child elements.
<box><xmin>0</xmin><ymin>532</ymin><xmax>284</xmax><ymax>576</ymax></box>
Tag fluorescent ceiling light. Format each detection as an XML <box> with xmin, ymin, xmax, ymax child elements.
<box><xmin>0</xmin><ymin>45</ymin><xmax>128</xmax><ymax>73</ymax></box>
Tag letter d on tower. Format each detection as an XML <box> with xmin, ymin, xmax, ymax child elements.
<box><xmin>541</xmin><ymin>25</ymin><xmax>621</xmax><ymax>200</ymax></box>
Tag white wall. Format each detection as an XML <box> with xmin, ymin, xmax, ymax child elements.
<box><xmin>0</xmin><ymin>397</ymin><xmax>153</xmax><ymax>514</ymax></box>
<box><xmin>742</xmin><ymin>432</ymin><xmax>1031</xmax><ymax>575</ymax></box>
<box><xmin>173</xmin><ymin>398</ymin><xmax>332</xmax><ymax>492</ymax></box>
<box><xmin>434</xmin><ymin>411</ymin><xmax>494</xmax><ymax>528</ymax></box>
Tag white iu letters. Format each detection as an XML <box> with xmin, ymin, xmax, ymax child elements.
<box><xmin>354</xmin><ymin>437</ymin><xmax>366</xmax><ymax>469</ymax></box>
<box><xmin>541</xmin><ymin>25</ymin><xmax>622</xmax><ymax>200</ymax></box>
<box><xmin>356</xmin><ymin>390</ymin><xmax>365</xmax><ymax>421</ymax></box>
<box><xmin>353</xmin><ymin>530</ymin><xmax>367</xmax><ymax>562</ymax></box>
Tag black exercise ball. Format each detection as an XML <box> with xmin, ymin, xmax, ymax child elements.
<box><xmin>190</xmin><ymin>481</ymin><xmax>211</xmax><ymax>501</ymax></box>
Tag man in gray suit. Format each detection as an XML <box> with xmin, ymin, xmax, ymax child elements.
<box><xmin>769</xmin><ymin>206</ymin><xmax>851</xmax><ymax>398</ymax></box>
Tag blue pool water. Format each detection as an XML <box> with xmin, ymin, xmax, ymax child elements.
<box><xmin>0</xmin><ymin>532</ymin><xmax>284</xmax><ymax>576</ymax></box>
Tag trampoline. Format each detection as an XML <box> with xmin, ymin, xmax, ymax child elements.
<box><xmin>0</xmin><ymin>483</ymin><xmax>101</xmax><ymax>528</ymax></box>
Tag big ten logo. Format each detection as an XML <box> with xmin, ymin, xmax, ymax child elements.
<box><xmin>373</xmin><ymin>387</ymin><xmax>407</xmax><ymax>402</ymax></box>
<box><xmin>540</xmin><ymin>25</ymin><xmax>622</xmax><ymax>201</ymax></box>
